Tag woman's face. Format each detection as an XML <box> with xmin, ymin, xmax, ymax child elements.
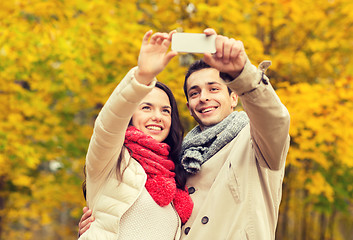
<box><xmin>131</xmin><ymin>87</ymin><xmax>172</xmax><ymax>143</ymax></box>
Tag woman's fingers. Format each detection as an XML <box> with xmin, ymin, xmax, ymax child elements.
<box><xmin>150</xmin><ymin>32</ymin><xmax>169</xmax><ymax>45</ymax></box>
<box><xmin>141</xmin><ymin>30</ymin><xmax>153</xmax><ymax>45</ymax></box>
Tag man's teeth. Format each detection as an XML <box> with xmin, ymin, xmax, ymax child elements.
<box><xmin>201</xmin><ymin>107</ymin><xmax>216</xmax><ymax>113</ymax></box>
<box><xmin>147</xmin><ymin>126</ymin><xmax>162</xmax><ymax>131</ymax></box>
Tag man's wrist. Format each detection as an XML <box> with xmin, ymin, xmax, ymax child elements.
<box><xmin>220</xmin><ymin>56</ymin><xmax>248</xmax><ymax>80</ymax></box>
<box><xmin>228</xmin><ymin>68</ymin><xmax>244</xmax><ymax>80</ymax></box>
<box><xmin>219</xmin><ymin>72</ymin><xmax>235</xmax><ymax>82</ymax></box>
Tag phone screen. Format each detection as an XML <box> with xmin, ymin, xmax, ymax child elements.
<box><xmin>171</xmin><ymin>33</ymin><xmax>216</xmax><ymax>53</ymax></box>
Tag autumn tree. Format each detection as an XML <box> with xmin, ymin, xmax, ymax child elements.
<box><xmin>1</xmin><ymin>0</ymin><xmax>352</xmax><ymax>239</ymax></box>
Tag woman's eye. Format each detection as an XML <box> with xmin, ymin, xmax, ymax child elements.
<box><xmin>163</xmin><ymin>109</ymin><xmax>171</xmax><ymax>114</ymax></box>
<box><xmin>210</xmin><ymin>87</ymin><xmax>219</xmax><ymax>91</ymax></box>
<box><xmin>142</xmin><ymin>106</ymin><xmax>151</xmax><ymax>110</ymax></box>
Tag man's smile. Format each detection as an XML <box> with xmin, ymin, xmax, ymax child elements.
<box><xmin>199</xmin><ymin>106</ymin><xmax>218</xmax><ymax>113</ymax></box>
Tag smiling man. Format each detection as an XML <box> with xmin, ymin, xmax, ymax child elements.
<box><xmin>178</xmin><ymin>29</ymin><xmax>290</xmax><ymax>240</ymax></box>
<box><xmin>185</xmin><ymin>67</ymin><xmax>238</xmax><ymax>130</ymax></box>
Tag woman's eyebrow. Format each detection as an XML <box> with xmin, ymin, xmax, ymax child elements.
<box><xmin>140</xmin><ymin>102</ymin><xmax>171</xmax><ymax>109</ymax></box>
<box><xmin>140</xmin><ymin>102</ymin><xmax>152</xmax><ymax>106</ymax></box>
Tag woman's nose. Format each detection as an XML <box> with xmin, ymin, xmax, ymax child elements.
<box><xmin>151</xmin><ymin>111</ymin><xmax>162</xmax><ymax>122</ymax></box>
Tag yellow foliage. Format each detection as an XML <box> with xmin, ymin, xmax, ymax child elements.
<box><xmin>1</xmin><ymin>0</ymin><xmax>353</xmax><ymax>239</ymax></box>
<box><xmin>306</xmin><ymin>172</ymin><xmax>334</xmax><ymax>202</ymax></box>
<box><xmin>13</xmin><ymin>175</ymin><xmax>32</xmax><ymax>188</ymax></box>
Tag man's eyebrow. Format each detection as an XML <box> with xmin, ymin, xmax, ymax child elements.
<box><xmin>207</xmin><ymin>81</ymin><xmax>222</xmax><ymax>86</ymax></box>
<box><xmin>188</xmin><ymin>85</ymin><xmax>199</xmax><ymax>93</ymax></box>
<box><xmin>188</xmin><ymin>81</ymin><xmax>222</xmax><ymax>93</ymax></box>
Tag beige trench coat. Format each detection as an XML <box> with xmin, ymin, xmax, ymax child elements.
<box><xmin>180</xmin><ymin>60</ymin><xmax>290</xmax><ymax>240</ymax></box>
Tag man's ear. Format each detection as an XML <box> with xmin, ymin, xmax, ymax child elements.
<box><xmin>230</xmin><ymin>92</ymin><xmax>238</xmax><ymax>109</ymax></box>
<box><xmin>186</xmin><ymin>102</ymin><xmax>192</xmax><ymax>115</ymax></box>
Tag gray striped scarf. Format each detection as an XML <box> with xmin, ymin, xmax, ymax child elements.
<box><xmin>181</xmin><ymin>111</ymin><xmax>249</xmax><ymax>174</ymax></box>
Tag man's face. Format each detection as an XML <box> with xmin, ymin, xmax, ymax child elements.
<box><xmin>186</xmin><ymin>68</ymin><xmax>238</xmax><ymax>130</ymax></box>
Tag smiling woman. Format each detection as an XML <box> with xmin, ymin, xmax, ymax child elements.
<box><xmin>132</xmin><ymin>87</ymin><xmax>172</xmax><ymax>143</ymax></box>
<box><xmin>78</xmin><ymin>31</ymin><xmax>193</xmax><ymax>240</ymax></box>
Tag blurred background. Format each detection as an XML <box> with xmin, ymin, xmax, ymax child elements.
<box><xmin>1</xmin><ymin>0</ymin><xmax>353</xmax><ymax>239</ymax></box>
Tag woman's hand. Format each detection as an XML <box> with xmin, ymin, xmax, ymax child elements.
<box><xmin>135</xmin><ymin>30</ymin><xmax>178</xmax><ymax>85</ymax></box>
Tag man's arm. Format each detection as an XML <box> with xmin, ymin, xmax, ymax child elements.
<box><xmin>202</xmin><ymin>29</ymin><xmax>290</xmax><ymax>170</ymax></box>
<box><xmin>227</xmin><ymin>59</ymin><xmax>290</xmax><ymax>170</ymax></box>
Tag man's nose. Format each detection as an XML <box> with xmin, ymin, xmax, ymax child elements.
<box><xmin>199</xmin><ymin>90</ymin><xmax>210</xmax><ymax>102</ymax></box>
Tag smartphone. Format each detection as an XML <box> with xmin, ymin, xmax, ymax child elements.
<box><xmin>171</xmin><ymin>33</ymin><xmax>216</xmax><ymax>53</ymax></box>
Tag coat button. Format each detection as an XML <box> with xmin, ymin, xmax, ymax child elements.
<box><xmin>261</xmin><ymin>73</ymin><xmax>269</xmax><ymax>85</ymax></box>
<box><xmin>201</xmin><ymin>216</ymin><xmax>209</xmax><ymax>224</ymax></box>
<box><xmin>262</xmin><ymin>78</ymin><xmax>269</xmax><ymax>85</ymax></box>
<box><xmin>184</xmin><ymin>227</ymin><xmax>190</xmax><ymax>235</ymax></box>
<box><xmin>188</xmin><ymin>187</ymin><xmax>195</xmax><ymax>194</ymax></box>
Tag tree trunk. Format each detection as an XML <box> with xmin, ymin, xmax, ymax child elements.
<box><xmin>319</xmin><ymin>212</ymin><xmax>327</xmax><ymax>240</ymax></box>
<box><xmin>328</xmin><ymin>208</ymin><xmax>337</xmax><ymax>240</ymax></box>
<box><xmin>276</xmin><ymin>165</ymin><xmax>292</xmax><ymax>239</ymax></box>
<box><xmin>0</xmin><ymin>176</ymin><xmax>6</xmax><ymax>238</ymax></box>
<box><xmin>301</xmin><ymin>189</ymin><xmax>309</xmax><ymax>240</ymax></box>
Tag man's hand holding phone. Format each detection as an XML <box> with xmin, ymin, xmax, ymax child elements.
<box><xmin>171</xmin><ymin>29</ymin><xmax>247</xmax><ymax>79</ymax></box>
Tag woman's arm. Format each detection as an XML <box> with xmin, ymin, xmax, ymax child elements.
<box><xmin>85</xmin><ymin>67</ymin><xmax>156</xmax><ymax>180</ymax></box>
<box><xmin>86</xmin><ymin>30</ymin><xmax>178</xmax><ymax>180</ymax></box>
<box><xmin>83</xmin><ymin>30</ymin><xmax>178</xmax><ymax>208</ymax></box>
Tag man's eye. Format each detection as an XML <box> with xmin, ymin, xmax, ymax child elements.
<box><xmin>189</xmin><ymin>92</ymin><xmax>198</xmax><ymax>97</ymax></box>
<box><xmin>210</xmin><ymin>87</ymin><xmax>219</xmax><ymax>91</ymax></box>
<box><xmin>142</xmin><ymin>106</ymin><xmax>151</xmax><ymax>110</ymax></box>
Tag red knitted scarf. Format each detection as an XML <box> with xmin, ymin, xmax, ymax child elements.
<box><xmin>124</xmin><ymin>126</ymin><xmax>193</xmax><ymax>223</ymax></box>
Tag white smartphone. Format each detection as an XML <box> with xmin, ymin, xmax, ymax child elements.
<box><xmin>171</xmin><ymin>33</ymin><xmax>216</xmax><ymax>53</ymax></box>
